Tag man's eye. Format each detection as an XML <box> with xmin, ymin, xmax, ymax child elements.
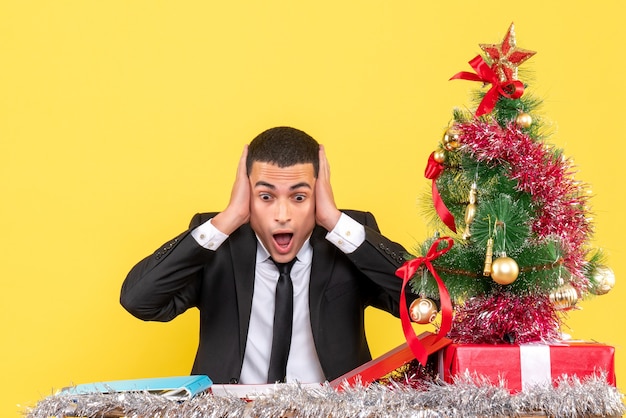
<box><xmin>294</xmin><ymin>194</ymin><xmax>306</xmax><ymax>202</ymax></box>
<box><xmin>260</xmin><ymin>193</ymin><xmax>272</xmax><ymax>201</ymax></box>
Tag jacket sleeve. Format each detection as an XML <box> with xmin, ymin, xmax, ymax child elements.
<box><xmin>119</xmin><ymin>213</ymin><xmax>217</xmax><ymax>322</ymax></box>
<box><xmin>341</xmin><ymin>210</ymin><xmax>412</xmax><ymax>316</ymax></box>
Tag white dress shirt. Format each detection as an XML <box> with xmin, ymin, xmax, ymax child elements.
<box><xmin>191</xmin><ymin>213</ymin><xmax>365</xmax><ymax>383</ymax></box>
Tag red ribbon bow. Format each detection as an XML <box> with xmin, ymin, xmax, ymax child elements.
<box><xmin>450</xmin><ymin>55</ymin><xmax>525</xmax><ymax>117</ymax></box>
<box><xmin>395</xmin><ymin>237</ymin><xmax>454</xmax><ymax>365</ymax></box>
<box><xmin>425</xmin><ymin>152</ymin><xmax>457</xmax><ymax>233</ymax></box>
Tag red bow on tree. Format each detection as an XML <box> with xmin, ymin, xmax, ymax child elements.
<box><xmin>425</xmin><ymin>152</ymin><xmax>457</xmax><ymax>233</ymax></box>
<box><xmin>450</xmin><ymin>55</ymin><xmax>525</xmax><ymax>117</ymax></box>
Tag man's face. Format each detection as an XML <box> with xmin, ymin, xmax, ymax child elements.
<box><xmin>248</xmin><ymin>161</ymin><xmax>316</xmax><ymax>264</ymax></box>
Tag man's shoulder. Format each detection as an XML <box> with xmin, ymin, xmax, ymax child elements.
<box><xmin>189</xmin><ymin>212</ymin><xmax>220</xmax><ymax>229</ymax></box>
<box><xmin>341</xmin><ymin>209</ymin><xmax>376</xmax><ymax>224</ymax></box>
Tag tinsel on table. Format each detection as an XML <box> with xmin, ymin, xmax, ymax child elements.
<box><xmin>25</xmin><ymin>373</ymin><xmax>624</xmax><ymax>418</ymax></box>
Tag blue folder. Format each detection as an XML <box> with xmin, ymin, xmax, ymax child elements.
<box><xmin>61</xmin><ymin>375</ymin><xmax>212</xmax><ymax>400</ymax></box>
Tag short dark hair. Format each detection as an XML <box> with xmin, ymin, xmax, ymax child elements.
<box><xmin>246</xmin><ymin>126</ymin><xmax>320</xmax><ymax>177</ymax></box>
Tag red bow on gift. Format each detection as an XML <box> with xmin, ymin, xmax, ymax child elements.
<box><xmin>450</xmin><ymin>55</ymin><xmax>525</xmax><ymax>117</ymax></box>
<box><xmin>395</xmin><ymin>237</ymin><xmax>453</xmax><ymax>365</ymax></box>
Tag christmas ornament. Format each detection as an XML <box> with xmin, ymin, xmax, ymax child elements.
<box><xmin>442</xmin><ymin>126</ymin><xmax>462</xmax><ymax>151</ymax></box>
<box><xmin>483</xmin><ymin>237</ymin><xmax>494</xmax><ymax>276</ymax></box>
<box><xmin>433</xmin><ymin>149</ymin><xmax>446</xmax><ymax>163</ymax></box>
<box><xmin>550</xmin><ymin>279</ymin><xmax>579</xmax><ymax>310</ymax></box>
<box><xmin>515</xmin><ymin>112</ymin><xmax>532</xmax><ymax>128</ymax></box>
<box><xmin>408</xmin><ymin>297</ymin><xmax>438</xmax><ymax>324</ymax></box>
<box><xmin>462</xmin><ymin>182</ymin><xmax>477</xmax><ymax>240</ymax></box>
<box><xmin>479</xmin><ymin>23</ymin><xmax>536</xmax><ymax>82</ymax></box>
<box><xmin>590</xmin><ymin>265</ymin><xmax>615</xmax><ymax>295</ymax></box>
<box><xmin>490</xmin><ymin>254</ymin><xmax>519</xmax><ymax>285</ymax></box>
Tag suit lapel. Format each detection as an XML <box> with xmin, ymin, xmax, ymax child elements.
<box><xmin>228</xmin><ymin>224</ymin><xmax>257</xmax><ymax>359</ymax></box>
<box><xmin>308</xmin><ymin>226</ymin><xmax>336</xmax><ymax>338</ymax></box>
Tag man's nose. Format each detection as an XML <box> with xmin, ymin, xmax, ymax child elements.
<box><xmin>275</xmin><ymin>200</ymin><xmax>291</xmax><ymax>222</ymax></box>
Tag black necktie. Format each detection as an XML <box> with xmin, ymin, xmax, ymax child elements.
<box><xmin>267</xmin><ymin>258</ymin><xmax>296</xmax><ymax>383</ymax></box>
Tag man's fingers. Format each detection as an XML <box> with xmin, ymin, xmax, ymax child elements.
<box><xmin>238</xmin><ymin>144</ymin><xmax>249</xmax><ymax>177</ymax></box>
<box><xmin>319</xmin><ymin>144</ymin><xmax>330</xmax><ymax>179</ymax></box>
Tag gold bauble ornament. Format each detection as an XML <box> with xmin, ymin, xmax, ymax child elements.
<box><xmin>490</xmin><ymin>256</ymin><xmax>519</xmax><ymax>285</ymax></box>
<box><xmin>550</xmin><ymin>282</ymin><xmax>578</xmax><ymax>310</ymax></box>
<box><xmin>515</xmin><ymin>112</ymin><xmax>532</xmax><ymax>128</ymax></box>
<box><xmin>442</xmin><ymin>126</ymin><xmax>462</xmax><ymax>151</ymax></box>
<box><xmin>409</xmin><ymin>297</ymin><xmax>438</xmax><ymax>324</ymax></box>
<box><xmin>433</xmin><ymin>149</ymin><xmax>446</xmax><ymax>163</ymax></box>
<box><xmin>462</xmin><ymin>182</ymin><xmax>478</xmax><ymax>240</ymax></box>
<box><xmin>590</xmin><ymin>265</ymin><xmax>615</xmax><ymax>295</ymax></box>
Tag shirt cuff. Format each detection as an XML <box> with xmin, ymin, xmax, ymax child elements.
<box><xmin>191</xmin><ymin>218</ymin><xmax>229</xmax><ymax>250</ymax></box>
<box><xmin>325</xmin><ymin>212</ymin><xmax>365</xmax><ymax>254</ymax></box>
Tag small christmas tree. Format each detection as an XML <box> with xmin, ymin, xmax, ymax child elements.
<box><xmin>407</xmin><ymin>23</ymin><xmax>615</xmax><ymax>345</ymax></box>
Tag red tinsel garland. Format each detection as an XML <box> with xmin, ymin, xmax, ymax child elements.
<box><xmin>457</xmin><ymin>121</ymin><xmax>592</xmax><ymax>287</ymax></box>
<box><xmin>448</xmin><ymin>293</ymin><xmax>561</xmax><ymax>344</ymax></box>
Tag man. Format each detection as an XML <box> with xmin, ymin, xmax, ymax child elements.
<box><xmin>120</xmin><ymin>126</ymin><xmax>408</xmax><ymax>384</ymax></box>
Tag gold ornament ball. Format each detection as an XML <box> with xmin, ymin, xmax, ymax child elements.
<box><xmin>442</xmin><ymin>126</ymin><xmax>462</xmax><ymax>151</ymax></box>
<box><xmin>550</xmin><ymin>282</ymin><xmax>579</xmax><ymax>310</ymax></box>
<box><xmin>409</xmin><ymin>297</ymin><xmax>438</xmax><ymax>324</ymax></box>
<box><xmin>515</xmin><ymin>112</ymin><xmax>532</xmax><ymax>128</ymax></box>
<box><xmin>433</xmin><ymin>149</ymin><xmax>446</xmax><ymax>163</ymax></box>
<box><xmin>591</xmin><ymin>265</ymin><xmax>616</xmax><ymax>295</ymax></box>
<box><xmin>490</xmin><ymin>256</ymin><xmax>519</xmax><ymax>285</ymax></box>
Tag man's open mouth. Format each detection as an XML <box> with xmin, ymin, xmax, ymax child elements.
<box><xmin>273</xmin><ymin>233</ymin><xmax>293</xmax><ymax>249</ymax></box>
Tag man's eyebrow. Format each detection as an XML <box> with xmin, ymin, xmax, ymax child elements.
<box><xmin>254</xmin><ymin>181</ymin><xmax>275</xmax><ymax>189</ymax></box>
<box><xmin>290</xmin><ymin>182</ymin><xmax>312</xmax><ymax>190</ymax></box>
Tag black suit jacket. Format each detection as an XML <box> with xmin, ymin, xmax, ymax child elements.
<box><xmin>120</xmin><ymin>210</ymin><xmax>408</xmax><ymax>383</ymax></box>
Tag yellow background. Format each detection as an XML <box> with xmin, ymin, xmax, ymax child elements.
<box><xmin>2</xmin><ymin>1</ymin><xmax>625</xmax><ymax>416</ymax></box>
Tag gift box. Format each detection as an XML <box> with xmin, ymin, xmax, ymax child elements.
<box><xmin>330</xmin><ymin>332</ymin><xmax>452</xmax><ymax>389</ymax></box>
<box><xmin>60</xmin><ymin>375</ymin><xmax>213</xmax><ymax>400</ymax></box>
<box><xmin>442</xmin><ymin>341</ymin><xmax>616</xmax><ymax>393</ymax></box>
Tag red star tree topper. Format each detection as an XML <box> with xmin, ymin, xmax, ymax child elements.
<box><xmin>479</xmin><ymin>22</ymin><xmax>536</xmax><ymax>82</ymax></box>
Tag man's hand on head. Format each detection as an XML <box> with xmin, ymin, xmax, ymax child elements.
<box><xmin>212</xmin><ymin>145</ymin><xmax>251</xmax><ymax>235</ymax></box>
<box><xmin>315</xmin><ymin>145</ymin><xmax>342</xmax><ymax>231</ymax></box>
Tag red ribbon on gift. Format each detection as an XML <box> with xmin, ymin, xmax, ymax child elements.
<box><xmin>450</xmin><ymin>55</ymin><xmax>525</xmax><ymax>117</ymax></box>
<box><xmin>395</xmin><ymin>237</ymin><xmax>454</xmax><ymax>365</ymax></box>
<box><xmin>425</xmin><ymin>152</ymin><xmax>457</xmax><ymax>233</ymax></box>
